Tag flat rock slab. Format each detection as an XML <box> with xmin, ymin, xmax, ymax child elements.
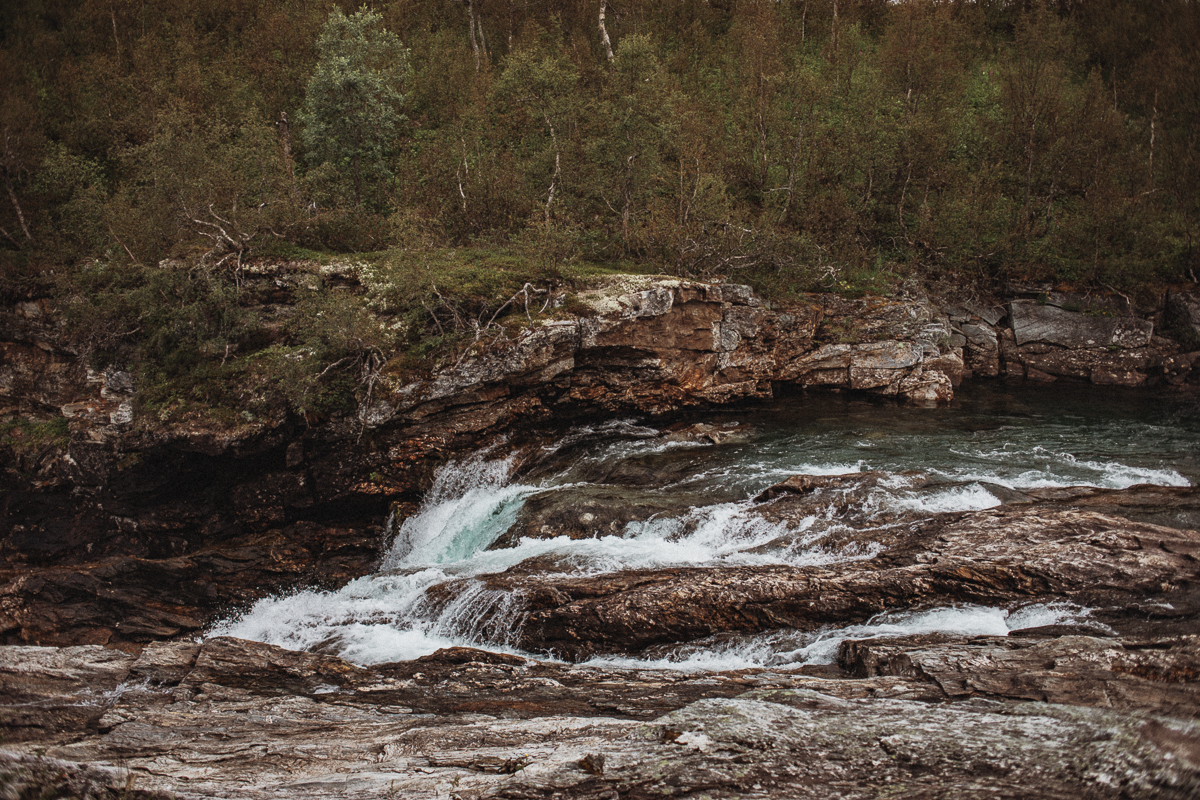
<box><xmin>4</xmin><ymin>637</ymin><xmax>1199</xmax><ymax>799</ymax></box>
<box><xmin>499</xmin><ymin>691</ymin><xmax>1200</xmax><ymax>799</ymax></box>
<box><xmin>839</xmin><ymin>633</ymin><xmax>1200</xmax><ymax>719</ymax></box>
<box><xmin>1009</xmin><ymin>300</ymin><xmax>1154</xmax><ymax>348</ymax></box>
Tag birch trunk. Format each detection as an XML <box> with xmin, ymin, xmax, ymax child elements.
<box><xmin>467</xmin><ymin>0</ymin><xmax>480</xmax><ymax>71</ymax></box>
<box><xmin>599</xmin><ymin>1</ymin><xmax>615</xmax><ymax>62</ymax></box>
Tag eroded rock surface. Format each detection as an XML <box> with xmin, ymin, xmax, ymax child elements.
<box><xmin>499</xmin><ymin>691</ymin><xmax>1200</xmax><ymax>800</ymax></box>
<box><xmin>839</xmin><ymin>633</ymin><xmax>1200</xmax><ymax>718</ymax></box>
<box><xmin>386</xmin><ymin>281</ymin><xmax>963</xmax><ymax>429</ymax></box>
<box><xmin>0</xmin><ymin>523</ymin><xmax>385</xmax><ymax>648</ymax></box>
<box><xmin>2</xmin><ymin>636</ymin><xmax>1198</xmax><ymax>799</ymax></box>
<box><xmin>458</xmin><ymin>505</ymin><xmax>1200</xmax><ymax>660</ymax></box>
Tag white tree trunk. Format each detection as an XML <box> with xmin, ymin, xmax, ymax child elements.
<box><xmin>599</xmin><ymin>1</ymin><xmax>615</xmax><ymax>62</ymax></box>
<box><xmin>545</xmin><ymin>115</ymin><xmax>561</xmax><ymax>223</ymax></box>
<box><xmin>466</xmin><ymin>0</ymin><xmax>480</xmax><ymax>71</ymax></box>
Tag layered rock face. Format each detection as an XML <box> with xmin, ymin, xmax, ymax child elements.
<box><xmin>2</xmin><ymin>625</ymin><xmax>1198</xmax><ymax>798</ymax></box>
<box><xmin>947</xmin><ymin>290</ymin><xmax>1200</xmax><ymax>387</ymax></box>
<box><xmin>382</xmin><ymin>278</ymin><xmax>963</xmax><ymax>430</ymax></box>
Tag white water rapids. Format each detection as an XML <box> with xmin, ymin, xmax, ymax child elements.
<box><xmin>211</xmin><ymin>385</ymin><xmax>1197</xmax><ymax>669</ymax></box>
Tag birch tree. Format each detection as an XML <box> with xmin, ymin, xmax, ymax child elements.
<box><xmin>493</xmin><ymin>49</ymin><xmax>580</xmax><ymax>223</ymax></box>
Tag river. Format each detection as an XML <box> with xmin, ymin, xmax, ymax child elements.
<box><xmin>210</xmin><ymin>382</ymin><xmax>1200</xmax><ymax>670</ymax></box>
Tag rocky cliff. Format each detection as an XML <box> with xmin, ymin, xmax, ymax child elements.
<box><xmin>3</xmin><ymin>273</ymin><xmax>1200</xmax><ymax>798</ymax></box>
<box><xmin>2</xmin><ymin>274</ymin><xmax>1199</xmax><ymax>649</ymax></box>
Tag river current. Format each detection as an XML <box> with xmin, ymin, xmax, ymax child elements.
<box><xmin>210</xmin><ymin>383</ymin><xmax>1200</xmax><ymax>670</ymax></box>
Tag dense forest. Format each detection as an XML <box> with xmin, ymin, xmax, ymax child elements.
<box><xmin>1</xmin><ymin>1</ymin><xmax>1198</xmax><ymax>415</ymax></box>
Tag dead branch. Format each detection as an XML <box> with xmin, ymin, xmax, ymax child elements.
<box><xmin>187</xmin><ymin>204</ymin><xmax>256</xmax><ymax>283</ymax></box>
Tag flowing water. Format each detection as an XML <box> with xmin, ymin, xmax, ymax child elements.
<box><xmin>211</xmin><ymin>383</ymin><xmax>1200</xmax><ymax>670</ymax></box>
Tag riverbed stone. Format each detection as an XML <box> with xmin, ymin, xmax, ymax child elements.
<box><xmin>838</xmin><ymin>633</ymin><xmax>1200</xmax><ymax>718</ymax></box>
<box><xmin>498</xmin><ymin>693</ymin><xmax>1200</xmax><ymax>800</ymax></box>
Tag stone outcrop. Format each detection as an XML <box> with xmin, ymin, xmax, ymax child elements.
<box><xmin>2</xmin><ymin>635</ymin><xmax>1198</xmax><ymax>799</ymax></box>
<box><xmin>839</xmin><ymin>632</ymin><xmax>1200</xmax><ymax>718</ymax></box>
<box><xmin>1008</xmin><ymin>299</ymin><xmax>1154</xmax><ymax>348</ymax></box>
<box><xmin>381</xmin><ymin>279</ymin><xmax>963</xmax><ymax>432</ymax></box>
<box><xmin>944</xmin><ymin>290</ymin><xmax>1200</xmax><ymax>387</ymax></box>
<box><xmin>0</xmin><ymin>522</ymin><xmax>385</xmax><ymax>648</ymax></box>
<box><xmin>460</xmin><ymin>503</ymin><xmax>1200</xmax><ymax>660</ymax></box>
<box><xmin>500</xmin><ymin>690</ymin><xmax>1199</xmax><ymax>800</ymax></box>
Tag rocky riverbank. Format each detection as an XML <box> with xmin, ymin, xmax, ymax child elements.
<box><xmin>3</xmin><ymin>272</ymin><xmax>1200</xmax><ymax>797</ymax></box>
<box><xmin>3</xmin><ymin>469</ymin><xmax>1200</xmax><ymax>797</ymax></box>
<box><xmin>2</xmin><ymin>599</ymin><xmax>1198</xmax><ymax>797</ymax></box>
<box><xmin>3</xmin><ymin>273</ymin><xmax>1199</xmax><ymax>650</ymax></box>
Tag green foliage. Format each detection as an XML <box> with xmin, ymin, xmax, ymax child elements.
<box><xmin>360</xmin><ymin>248</ymin><xmax>538</xmax><ymax>329</ymax></box>
<box><xmin>2</xmin><ymin>416</ymin><xmax>69</xmax><ymax>459</ymax></box>
<box><xmin>299</xmin><ymin>6</ymin><xmax>412</xmax><ymax>211</ymax></box>
<box><xmin>491</xmin><ymin>44</ymin><xmax>581</xmax><ymax>223</ymax></box>
<box><xmin>30</xmin><ymin>144</ymin><xmax>109</xmax><ymax>266</ymax></box>
<box><xmin>2</xmin><ymin>0</ymin><xmax>1198</xmax><ymax>313</ymax></box>
<box><xmin>58</xmin><ymin>260</ymin><xmax>262</xmax><ymax>386</ymax></box>
<box><xmin>113</xmin><ymin>105</ymin><xmax>299</xmax><ymax>266</ymax></box>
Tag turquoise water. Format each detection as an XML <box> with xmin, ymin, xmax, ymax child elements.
<box><xmin>210</xmin><ymin>382</ymin><xmax>1199</xmax><ymax>667</ymax></box>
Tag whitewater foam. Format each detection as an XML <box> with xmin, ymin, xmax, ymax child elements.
<box><xmin>583</xmin><ymin>602</ymin><xmax>1101</xmax><ymax>672</ymax></box>
<box><xmin>208</xmin><ymin>391</ymin><xmax>1192</xmax><ymax>667</ymax></box>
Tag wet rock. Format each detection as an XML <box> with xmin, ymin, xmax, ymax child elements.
<box><xmin>663</xmin><ymin>420</ymin><xmax>751</xmax><ymax>445</ymax></box>
<box><xmin>491</xmin><ymin>486</ymin><xmax>711</xmax><ymax>549</ymax></box>
<box><xmin>0</xmin><ymin>638</ymin><xmax>766</xmax><ymax>799</ymax></box>
<box><xmin>469</xmin><ymin>507</ymin><xmax>1200</xmax><ymax>659</ymax></box>
<box><xmin>1016</xmin><ymin>341</ymin><xmax>1168</xmax><ymax>386</ymax></box>
<box><xmin>0</xmin><ymin>523</ymin><xmax>385</xmax><ymax>648</ymax></box>
<box><xmin>1019</xmin><ymin>484</ymin><xmax>1200</xmax><ymax>530</ymax></box>
<box><xmin>990</xmin><ymin>298</ymin><xmax>1188</xmax><ymax>385</ymax></box>
<box><xmin>838</xmin><ymin>633</ymin><xmax>1200</xmax><ymax>718</ymax></box>
<box><xmin>752</xmin><ymin>471</ymin><xmax>925</xmax><ymax>502</ymax></box>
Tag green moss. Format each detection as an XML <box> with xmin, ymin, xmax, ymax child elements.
<box><xmin>2</xmin><ymin>416</ymin><xmax>70</xmax><ymax>455</ymax></box>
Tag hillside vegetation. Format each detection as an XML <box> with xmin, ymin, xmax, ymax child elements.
<box><xmin>0</xmin><ymin>0</ymin><xmax>1197</xmax><ymax>419</ymax></box>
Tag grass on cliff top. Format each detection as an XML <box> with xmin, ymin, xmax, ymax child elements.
<box><xmin>54</xmin><ymin>237</ymin><xmax>899</xmax><ymax>432</ymax></box>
